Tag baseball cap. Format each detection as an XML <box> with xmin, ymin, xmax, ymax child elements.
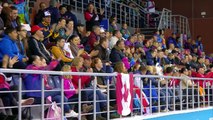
<box><xmin>80</xmin><ymin>53</ymin><xmax>91</xmax><ymax>59</ymax></box>
<box><xmin>31</xmin><ymin>25</ymin><xmax>43</xmax><ymax>33</ymax></box>
<box><xmin>43</xmin><ymin>11</ymin><xmax>51</xmax><ymax>17</ymax></box>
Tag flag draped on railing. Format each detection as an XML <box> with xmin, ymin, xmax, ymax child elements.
<box><xmin>116</xmin><ymin>73</ymin><xmax>133</xmax><ymax>116</ymax></box>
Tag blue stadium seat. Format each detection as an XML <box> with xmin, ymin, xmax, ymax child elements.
<box><xmin>52</xmin><ymin>76</ymin><xmax>61</xmax><ymax>88</ymax></box>
<box><xmin>47</xmin><ymin>76</ymin><xmax>56</xmax><ymax>88</ymax></box>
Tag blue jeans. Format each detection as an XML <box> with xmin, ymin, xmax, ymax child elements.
<box><xmin>85</xmin><ymin>86</ymin><xmax>107</xmax><ymax>112</ymax></box>
<box><xmin>32</xmin><ymin>89</ymin><xmax>71</xmax><ymax>113</ymax></box>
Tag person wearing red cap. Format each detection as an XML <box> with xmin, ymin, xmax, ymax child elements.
<box><xmin>28</xmin><ymin>25</ymin><xmax>52</xmax><ymax>63</ymax></box>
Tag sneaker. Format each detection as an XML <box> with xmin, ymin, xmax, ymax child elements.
<box><xmin>65</xmin><ymin>110</ymin><xmax>78</xmax><ymax>118</ymax></box>
<box><xmin>20</xmin><ymin>98</ymin><xmax>34</xmax><ymax>106</ymax></box>
<box><xmin>82</xmin><ymin>104</ymin><xmax>93</xmax><ymax>113</ymax></box>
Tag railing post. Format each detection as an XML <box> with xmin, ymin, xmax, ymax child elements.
<box><xmin>78</xmin><ymin>78</ymin><xmax>82</xmax><ymax>119</ymax></box>
<box><xmin>18</xmin><ymin>74</ymin><xmax>22</xmax><ymax>120</ymax></box>
<box><xmin>93</xmin><ymin>77</ymin><xmax>97</xmax><ymax>120</ymax></box>
<box><xmin>41</xmin><ymin>75</ymin><xmax>45</xmax><ymax>119</ymax></box>
<box><xmin>107</xmin><ymin>77</ymin><xmax>110</xmax><ymax>120</ymax></box>
<box><xmin>61</xmin><ymin>73</ymin><xmax>64</xmax><ymax>120</ymax></box>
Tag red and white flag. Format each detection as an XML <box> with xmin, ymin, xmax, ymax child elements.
<box><xmin>116</xmin><ymin>73</ymin><xmax>133</xmax><ymax>116</ymax></box>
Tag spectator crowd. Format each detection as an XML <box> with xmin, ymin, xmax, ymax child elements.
<box><xmin>0</xmin><ymin>0</ymin><xmax>213</xmax><ymax>120</ymax></box>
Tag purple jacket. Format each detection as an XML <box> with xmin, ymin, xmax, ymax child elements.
<box><xmin>23</xmin><ymin>61</ymin><xmax>59</xmax><ymax>97</ymax></box>
<box><xmin>63</xmin><ymin>77</ymin><xmax>76</xmax><ymax>99</ymax></box>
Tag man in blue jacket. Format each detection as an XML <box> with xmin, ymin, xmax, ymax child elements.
<box><xmin>0</xmin><ymin>27</ymin><xmax>28</xmax><ymax>69</ymax></box>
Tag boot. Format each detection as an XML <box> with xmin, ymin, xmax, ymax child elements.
<box><xmin>82</xmin><ymin>104</ymin><xmax>93</xmax><ymax>113</ymax></box>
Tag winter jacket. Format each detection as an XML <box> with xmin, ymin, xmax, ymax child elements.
<box><xmin>23</xmin><ymin>61</ymin><xmax>59</xmax><ymax>97</ymax></box>
<box><xmin>84</xmin><ymin>10</ymin><xmax>103</xmax><ymax>31</ymax></box>
<box><xmin>110</xmin><ymin>46</ymin><xmax>125</xmax><ymax>64</ymax></box>
<box><xmin>63</xmin><ymin>77</ymin><xmax>76</xmax><ymax>99</ymax></box>
<box><xmin>51</xmin><ymin>46</ymin><xmax>72</xmax><ymax>63</ymax></box>
<box><xmin>0</xmin><ymin>35</ymin><xmax>25</xmax><ymax>61</ymax></box>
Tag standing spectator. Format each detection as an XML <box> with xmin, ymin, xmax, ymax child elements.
<box><xmin>34</xmin><ymin>2</ymin><xmax>47</xmax><ymax>25</ymax></box>
<box><xmin>196</xmin><ymin>35</ymin><xmax>204</xmax><ymax>51</ymax></box>
<box><xmin>5</xmin><ymin>6</ymin><xmax>21</xmax><ymax>28</ymax></box>
<box><xmin>0</xmin><ymin>27</ymin><xmax>28</xmax><ymax>69</ymax></box>
<box><xmin>59</xmin><ymin>5</ymin><xmax>67</xmax><ymax>18</ymax></box>
<box><xmin>84</xmin><ymin>2</ymin><xmax>104</xmax><ymax>31</ymax></box>
<box><xmin>63</xmin><ymin>5</ymin><xmax>78</xmax><ymax>29</ymax></box>
<box><xmin>46</xmin><ymin>0</ymin><xmax>60</xmax><ymax>24</ymax></box>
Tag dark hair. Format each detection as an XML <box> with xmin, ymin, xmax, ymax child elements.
<box><xmin>109</xmin><ymin>15</ymin><xmax>116</xmax><ymax>24</ymax></box>
<box><xmin>113</xmin><ymin>30</ymin><xmax>120</xmax><ymax>36</ymax></box>
<box><xmin>56</xmin><ymin>37</ymin><xmax>64</xmax><ymax>43</ymax></box>
<box><xmin>10</xmin><ymin>6</ymin><xmax>17</xmax><ymax>10</ymax></box>
<box><xmin>180</xmin><ymin>68</ymin><xmax>187</xmax><ymax>73</ymax></box>
<box><xmin>166</xmin><ymin>67</ymin><xmax>173</xmax><ymax>74</ymax></box>
<box><xmin>67</xmin><ymin>34</ymin><xmax>79</xmax><ymax>42</ymax></box>
<box><xmin>66</xmin><ymin>19</ymin><xmax>73</xmax><ymax>24</ymax></box>
<box><xmin>99</xmin><ymin>37</ymin><xmax>108</xmax><ymax>45</ymax></box>
<box><xmin>28</xmin><ymin>55</ymin><xmax>40</xmax><ymax>64</ymax></box>
<box><xmin>5</xmin><ymin>27</ymin><xmax>16</xmax><ymax>35</ymax></box>
<box><xmin>16</xmin><ymin>25</ymin><xmax>24</xmax><ymax>31</ymax></box>
<box><xmin>59</xmin><ymin>5</ymin><xmax>66</xmax><ymax>10</ymax></box>
<box><xmin>58</xmin><ymin>17</ymin><xmax>66</xmax><ymax>23</ymax></box>
<box><xmin>91</xmin><ymin>57</ymin><xmax>101</xmax><ymax>68</ymax></box>
<box><xmin>116</xmin><ymin>40</ymin><xmax>124</xmax><ymax>46</ymax></box>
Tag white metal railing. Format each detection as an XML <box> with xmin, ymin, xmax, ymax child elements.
<box><xmin>60</xmin><ymin>0</ymin><xmax>144</xmax><ymax>28</ymax></box>
<box><xmin>0</xmin><ymin>69</ymin><xmax>213</xmax><ymax>120</ymax></box>
<box><xmin>172</xmin><ymin>15</ymin><xmax>191</xmax><ymax>37</ymax></box>
<box><xmin>157</xmin><ymin>8</ymin><xmax>172</xmax><ymax>30</ymax></box>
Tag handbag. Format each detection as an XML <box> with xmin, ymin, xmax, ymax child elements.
<box><xmin>46</xmin><ymin>96</ymin><xmax>62</xmax><ymax>120</ymax></box>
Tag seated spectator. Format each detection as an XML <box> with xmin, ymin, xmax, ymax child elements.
<box><xmin>120</xmin><ymin>23</ymin><xmax>130</xmax><ymax>40</ymax></box>
<box><xmin>167</xmin><ymin>33</ymin><xmax>177</xmax><ymax>48</ymax></box>
<box><xmin>86</xmin><ymin>25</ymin><xmax>101</xmax><ymax>52</ymax></box>
<box><xmin>180</xmin><ymin>67</ymin><xmax>198</xmax><ymax>103</ymax></box>
<box><xmin>28</xmin><ymin>25</ymin><xmax>52</xmax><ymax>63</ymax></box>
<box><xmin>16</xmin><ymin>25</ymin><xmax>28</xmax><ymax>57</ymax></box>
<box><xmin>196</xmin><ymin>35</ymin><xmax>204</xmax><ymax>52</ymax></box>
<box><xmin>51</xmin><ymin>18</ymin><xmax>67</xmax><ymax>41</ymax></box>
<box><xmin>67</xmin><ymin>35</ymin><xmax>84</xmax><ymax>58</ymax></box>
<box><xmin>76</xmin><ymin>23</ymin><xmax>90</xmax><ymax>46</ymax></box>
<box><xmin>0</xmin><ymin>55</ymin><xmax>34</xmax><ymax>115</ymax></box>
<box><xmin>38</xmin><ymin>11</ymin><xmax>53</xmax><ymax>46</ymax></box>
<box><xmin>84</xmin><ymin>2</ymin><xmax>104</xmax><ymax>31</ymax></box>
<box><xmin>34</xmin><ymin>2</ymin><xmax>47</xmax><ymax>25</ymax></box>
<box><xmin>109</xmin><ymin>30</ymin><xmax>122</xmax><ymax>50</ymax></box>
<box><xmin>143</xmin><ymin>39</ymin><xmax>151</xmax><ymax>52</ymax></box>
<box><xmin>94</xmin><ymin>37</ymin><xmax>110</xmax><ymax>64</ymax></box>
<box><xmin>65</xmin><ymin>19</ymin><xmax>75</xmax><ymax>40</ymax></box>
<box><xmin>109</xmin><ymin>16</ymin><xmax>118</xmax><ymax>33</ymax></box>
<box><xmin>24</xmin><ymin>55</ymin><xmax>78</xmax><ymax>117</ymax></box>
<box><xmin>110</xmin><ymin>40</ymin><xmax>125</xmax><ymax>64</ymax></box>
<box><xmin>5</xmin><ymin>6</ymin><xmax>21</xmax><ymax>28</ymax></box>
<box><xmin>146</xmin><ymin>49</ymin><xmax>157</xmax><ymax>66</ymax></box>
<box><xmin>71</xmin><ymin>57</ymin><xmax>107</xmax><ymax>120</ymax></box>
<box><xmin>135</xmin><ymin>34</ymin><xmax>145</xmax><ymax>48</ymax></box>
<box><xmin>125</xmin><ymin>35</ymin><xmax>136</xmax><ymax>47</ymax></box>
<box><xmin>0</xmin><ymin>27</ymin><xmax>28</xmax><ymax>69</ymax></box>
<box><xmin>51</xmin><ymin>37</ymin><xmax>72</xmax><ymax>64</ymax></box>
<box><xmin>61</xmin><ymin>64</ymin><xmax>93</xmax><ymax>116</ymax></box>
